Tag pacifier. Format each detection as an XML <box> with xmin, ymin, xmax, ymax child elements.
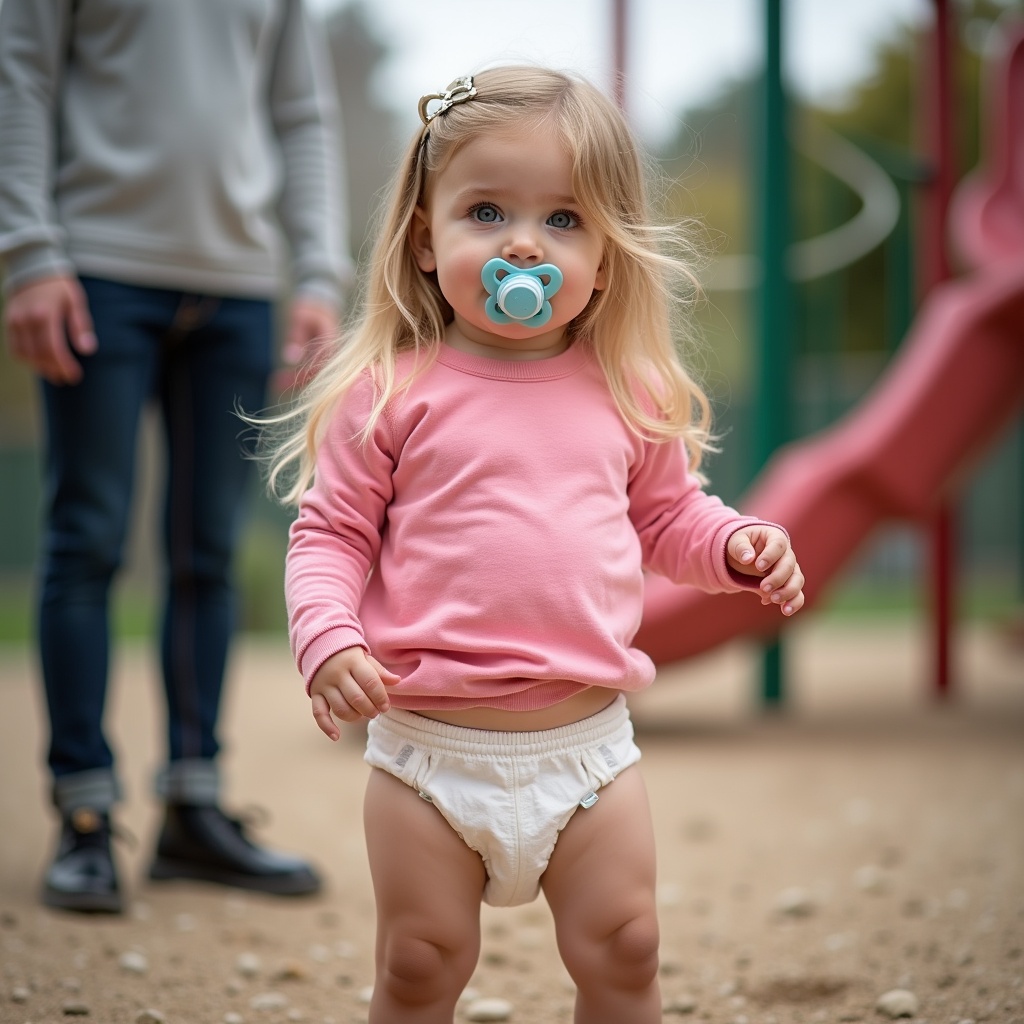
<box><xmin>481</xmin><ymin>258</ymin><xmax>563</xmax><ymax>328</ymax></box>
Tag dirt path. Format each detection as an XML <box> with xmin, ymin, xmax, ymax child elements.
<box><xmin>1</xmin><ymin>618</ymin><xmax>1021</xmax><ymax>1023</ymax></box>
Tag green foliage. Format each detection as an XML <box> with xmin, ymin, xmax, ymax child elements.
<box><xmin>0</xmin><ymin>510</ymin><xmax>290</xmax><ymax>646</ymax></box>
<box><xmin>0</xmin><ymin>577</ymin><xmax>156</xmax><ymax>645</ymax></box>
<box><xmin>237</xmin><ymin>515</ymin><xmax>289</xmax><ymax>634</ymax></box>
<box><xmin>657</xmin><ymin>0</ymin><xmax>1011</xmax><ymax>376</ymax></box>
<box><xmin>0</xmin><ymin>301</ymin><xmax>38</xmax><ymax>445</ymax></box>
<box><xmin>818</xmin><ymin>573</ymin><xmax>1020</xmax><ymax>621</ymax></box>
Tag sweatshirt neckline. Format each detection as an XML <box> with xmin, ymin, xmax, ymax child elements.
<box><xmin>436</xmin><ymin>342</ymin><xmax>590</xmax><ymax>381</ymax></box>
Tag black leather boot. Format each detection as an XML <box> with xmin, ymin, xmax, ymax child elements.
<box><xmin>42</xmin><ymin>808</ymin><xmax>123</xmax><ymax>914</ymax></box>
<box><xmin>148</xmin><ymin>804</ymin><xmax>321</xmax><ymax>896</ymax></box>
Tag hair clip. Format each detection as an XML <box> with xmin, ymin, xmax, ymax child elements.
<box><xmin>418</xmin><ymin>75</ymin><xmax>477</xmax><ymax>126</ymax></box>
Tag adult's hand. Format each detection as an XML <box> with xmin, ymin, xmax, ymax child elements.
<box><xmin>273</xmin><ymin>294</ymin><xmax>340</xmax><ymax>395</ymax></box>
<box><xmin>4</xmin><ymin>274</ymin><xmax>96</xmax><ymax>385</ymax></box>
<box><xmin>282</xmin><ymin>294</ymin><xmax>339</xmax><ymax>368</ymax></box>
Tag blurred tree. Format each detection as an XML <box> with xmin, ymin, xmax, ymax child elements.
<box><xmin>655</xmin><ymin>79</ymin><xmax>759</xmax><ymax>397</ymax></box>
<box><xmin>801</xmin><ymin>0</ymin><xmax>1015</xmax><ymax>359</ymax></box>
<box><xmin>652</xmin><ymin>0</ymin><xmax>1016</xmax><ymax>503</ymax></box>
<box><xmin>324</xmin><ymin>1</ymin><xmax>399</xmax><ymax>264</ymax></box>
<box><xmin>657</xmin><ymin>0</ymin><xmax>1011</xmax><ymax>374</ymax></box>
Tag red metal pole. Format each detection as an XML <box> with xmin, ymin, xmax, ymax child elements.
<box><xmin>925</xmin><ymin>1</ymin><xmax>955</xmax><ymax>286</ymax></box>
<box><xmin>924</xmin><ymin>0</ymin><xmax>956</xmax><ymax>699</ymax></box>
<box><xmin>612</xmin><ymin>0</ymin><xmax>628</xmax><ymax>113</ymax></box>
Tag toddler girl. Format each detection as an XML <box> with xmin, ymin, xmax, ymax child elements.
<box><xmin>269</xmin><ymin>66</ymin><xmax>804</xmax><ymax>1024</ymax></box>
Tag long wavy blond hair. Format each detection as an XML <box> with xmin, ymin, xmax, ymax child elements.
<box><xmin>263</xmin><ymin>65</ymin><xmax>713</xmax><ymax>505</ymax></box>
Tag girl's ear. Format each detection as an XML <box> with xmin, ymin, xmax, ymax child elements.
<box><xmin>409</xmin><ymin>206</ymin><xmax>436</xmax><ymax>273</ymax></box>
<box><xmin>593</xmin><ymin>259</ymin><xmax>606</xmax><ymax>292</ymax></box>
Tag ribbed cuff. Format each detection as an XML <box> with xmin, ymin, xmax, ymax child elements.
<box><xmin>298</xmin><ymin>627</ymin><xmax>367</xmax><ymax>695</ymax></box>
<box><xmin>155</xmin><ymin>759</ymin><xmax>220</xmax><ymax>805</ymax></box>
<box><xmin>51</xmin><ymin>769</ymin><xmax>123</xmax><ymax>814</ymax></box>
<box><xmin>2</xmin><ymin>242</ymin><xmax>75</xmax><ymax>297</ymax></box>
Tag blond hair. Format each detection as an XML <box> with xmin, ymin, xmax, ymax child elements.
<box><xmin>264</xmin><ymin>65</ymin><xmax>713</xmax><ymax>505</ymax></box>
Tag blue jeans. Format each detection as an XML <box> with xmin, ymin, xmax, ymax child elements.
<box><xmin>38</xmin><ymin>277</ymin><xmax>273</xmax><ymax>813</ymax></box>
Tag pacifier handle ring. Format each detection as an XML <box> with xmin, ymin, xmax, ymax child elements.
<box><xmin>496</xmin><ymin>274</ymin><xmax>545</xmax><ymax>320</ymax></box>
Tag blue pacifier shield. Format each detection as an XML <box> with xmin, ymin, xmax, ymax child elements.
<box><xmin>481</xmin><ymin>258</ymin><xmax>563</xmax><ymax>328</ymax></box>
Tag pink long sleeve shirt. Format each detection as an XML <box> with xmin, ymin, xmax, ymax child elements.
<box><xmin>286</xmin><ymin>342</ymin><xmax>771</xmax><ymax>710</ymax></box>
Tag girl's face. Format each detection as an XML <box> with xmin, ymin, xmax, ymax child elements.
<box><xmin>410</xmin><ymin>118</ymin><xmax>606</xmax><ymax>360</ymax></box>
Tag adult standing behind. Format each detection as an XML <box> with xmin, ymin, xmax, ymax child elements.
<box><xmin>0</xmin><ymin>0</ymin><xmax>352</xmax><ymax>913</ymax></box>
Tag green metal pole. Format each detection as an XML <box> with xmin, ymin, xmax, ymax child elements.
<box><xmin>1015</xmin><ymin>417</ymin><xmax>1024</xmax><ymax>606</ymax></box>
<box><xmin>754</xmin><ymin>0</ymin><xmax>792</xmax><ymax>706</ymax></box>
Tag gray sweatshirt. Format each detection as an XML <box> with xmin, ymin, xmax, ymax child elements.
<box><xmin>0</xmin><ymin>0</ymin><xmax>351</xmax><ymax>304</ymax></box>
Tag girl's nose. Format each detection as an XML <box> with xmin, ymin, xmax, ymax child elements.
<box><xmin>501</xmin><ymin>226</ymin><xmax>542</xmax><ymax>266</ymax></box>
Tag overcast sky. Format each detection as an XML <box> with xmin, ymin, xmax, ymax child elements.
<box><xmin>310</xmin><ymin>0</ymin><xmax>932</xmax><ymax>144</ymax></box>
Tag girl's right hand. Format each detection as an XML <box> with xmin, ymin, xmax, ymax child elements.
<box><xmin>309</xmin><ymin>648</ymin><xmax>401</xmax><ymax>741</ymax></box>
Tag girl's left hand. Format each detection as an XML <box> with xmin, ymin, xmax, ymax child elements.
<box><xmin>727</xmin><ymin>525</ymin><xmax>805</xmax><ymax>616</ymax></box>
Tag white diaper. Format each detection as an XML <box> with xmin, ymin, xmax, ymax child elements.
<box><xmin>364</xmin><ymin>694</ymin><xmax>641</xmax><ymax>907</ymax></box>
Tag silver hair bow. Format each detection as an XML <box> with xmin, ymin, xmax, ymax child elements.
<box><xmin>418</xmin><ymin>75</ymin><xmax>477</xmax><ymax>126</ymax></box>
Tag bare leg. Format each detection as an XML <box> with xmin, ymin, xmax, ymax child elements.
<box><xmin>363</xmin><ymin>768</ymin><xmax>487</xmax><ymax>1023</ymax></box>
<box><xmin>541</xmin><ymin>766</ymin><xmax>661</xmax><ymax>1023</ymax></box>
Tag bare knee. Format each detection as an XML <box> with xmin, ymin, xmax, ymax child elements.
<box><xmin>564</xmin><ymin>912</ymin><xmax>660</xmax><ymax>992</ymax></box>
<box><xmin>378</xmin><ymin>932</ymin><xmax>475</xmax><ymax>1007</ymax></box>
<box><xmin>609</xmin><ymin>913</ymin><xmax>660</xmax><ymax>986</ymax></box>
<box><xmin>380</xmin><ymin>934</ymin><xmax>446</xmax><ymax>1001</ymax></box>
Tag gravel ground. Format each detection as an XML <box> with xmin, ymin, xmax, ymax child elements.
<box><xmin>0</xmin><ymin>616</ymin><xmax>1021</xmax><ymax>1024</ymax></box>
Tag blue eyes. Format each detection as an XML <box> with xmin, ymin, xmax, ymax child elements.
<box><xmin>471</xmin><ymin>204</ymin><xmax>501</xmax><ymax>223</ymax></box>
<box><xmin>468</xmin><ymin>204</ymin><xmax>578</xmax><ymax>229</ymax></box>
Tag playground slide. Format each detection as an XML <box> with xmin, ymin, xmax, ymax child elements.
<box><xmin>949</xmin><ymin>21</ymin><xmax>1024</xmax><ymax>271</ymax></box>
<box><xmin>635</xmin><ymin>22</ymin><xmax>1024</xmax><ymax>667</ymax></box>
<box><xmin>635</xmin><ymin>263</ymin><xmax>1024</xmax><ymax>666</ymax></box>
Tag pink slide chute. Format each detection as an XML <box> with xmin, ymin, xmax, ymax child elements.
<box><xmin>635</xmin><ymin>23</ymin><xmax>1024</xmax><ymax>667</ymax></box>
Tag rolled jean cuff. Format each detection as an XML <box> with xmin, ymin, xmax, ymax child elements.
<box><xmin>155</xmin><ymin>759</ymin><xmax>220</xmax><ymax>805</ymax></box>
<box><xmin>52</xmin><ymin>769</ymin><xmax>122</xmax><ymax>814</ymax></box>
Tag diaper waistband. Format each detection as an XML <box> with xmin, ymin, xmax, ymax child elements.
<box><xmin>372</xmin><ymin>693</ymin><xmax>630</xmax><ymax>758</ymax></box>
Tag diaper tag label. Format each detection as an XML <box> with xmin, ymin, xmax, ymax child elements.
<box><xmin>395</xmin><ymin>743</ymin><xmax>415</xmax><ymax>768</ymax></box>
<box><xmin>598</xmin><ymin>744</ymin><xmax>619</xmax><ymax>770</ymax></box>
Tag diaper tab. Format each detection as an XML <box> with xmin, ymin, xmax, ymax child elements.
<box><xmin>579</xmin><ymin>791</ymin><xmax>600</xmax><ymax>809</ymax></box>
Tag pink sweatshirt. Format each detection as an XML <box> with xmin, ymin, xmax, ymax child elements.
<box><xmin>286</xmin><ymin>342</ymin><xmax>770</xmax><ymax>710</ymax></box>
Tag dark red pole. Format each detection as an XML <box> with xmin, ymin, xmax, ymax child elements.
<box><xmin>924</xmin><ymin>0</ymin><xmax>956</xmax><ymax>699</ymax></box>
<box><xmin>924</xmin><ymin>0</ymin><xmax>955</xmax><ymax>286</ymax></box>
<box><xmin>932</xmin><ymin>505</ymin><xmax>953</xmax><ymax>698</ymax></box>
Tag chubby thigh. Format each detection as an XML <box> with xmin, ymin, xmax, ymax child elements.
<box><xmin>541</xmin><ymin>765</ymin><xmax>663</xmax><ymax>1018</ymax></box>
<box><xmin>363</xmin><ymin>768</ymin><xmax>487</xmax><ymax>1018</ymax></box>
<box><xmin>542</xmin><ymin>762</ymin><xmax>658</xmax><ymax>935</ymax></box>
